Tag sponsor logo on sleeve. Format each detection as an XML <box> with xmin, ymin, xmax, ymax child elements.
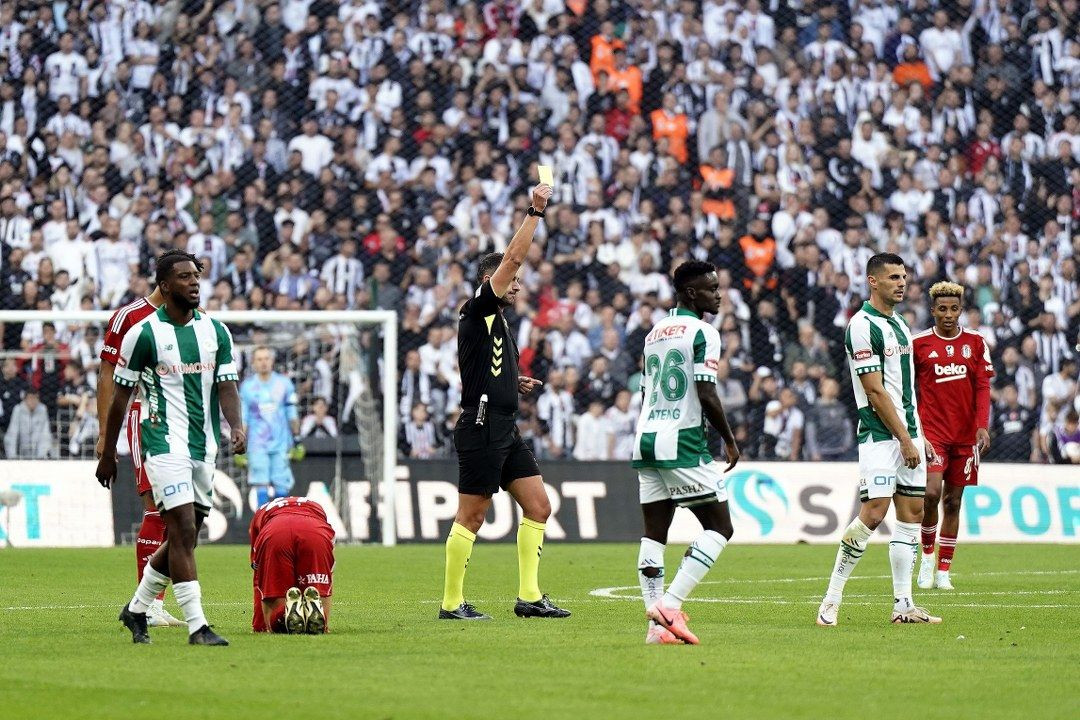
<box><xmin>853</xmin><ymin>349</ymin><xmax>872</xmax><ymax>361</ymax></box>
<box><xmin>705</xmin><ymin>359</ymin><xmax>719</xmax><ymax>370</ymax></box>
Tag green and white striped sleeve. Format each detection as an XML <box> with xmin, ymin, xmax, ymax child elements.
<box><xmin>214</xmin><ymin>320</ymin><xmax>239</xmax><ymax>382</ymax></box>
<box><xmin>114</xmin><ymin>322</ymin><xmax>152</xmax><ymax>388</ymax></box>
<box><xmin>846</xmin><ymin>317</ymin><xmax>883</xmax><ymax>376</ymax></box>
<box><xmin>692</xmin><ymin>323</ymin><xmax>721</xmax><ymax>383</ymax></box>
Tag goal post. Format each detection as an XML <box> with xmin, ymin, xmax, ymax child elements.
<box><xmin>0</xmin><ymin>309</ymin><xmax>400</xmax><ymax>547</ymax></box>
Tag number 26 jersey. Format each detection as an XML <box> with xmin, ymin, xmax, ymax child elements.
<box><xmin>633</xmin><ymin>308</ymin><xmax>721</xmax><ymax>469</ymax></box>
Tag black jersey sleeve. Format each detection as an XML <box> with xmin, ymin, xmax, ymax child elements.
<box><xmin>461</xmin><ymin>280</ymin><xmax>503</xmax><ymax>317</ymax></box>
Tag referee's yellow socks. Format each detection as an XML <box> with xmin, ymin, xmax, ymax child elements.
<box><xmin>517</xmin><ymin>518</ymin><xmax>546</xmax><ymax>602</ymax></box>
<box><xmin>442</xmin><ymin>522</ymin><xmax>476</xmax><ymax>612</ymax></box>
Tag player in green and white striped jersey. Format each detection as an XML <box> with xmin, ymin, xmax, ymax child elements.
<box><xmin>96</xmin><ymin>251</ymin><xmax>246</xmax><ymax>647</ymax></box>
<box><xmin>632</xmin><ymin>261</ymin><xmax>740</xmax><ymax>645</ymax></box>
<box><xmin>816</xmin><ymin>253</ymin><xmax>942</xmax><ymax>628</ymax></box>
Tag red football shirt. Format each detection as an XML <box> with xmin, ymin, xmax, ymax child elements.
<box><xmin>100</xmin><ymin>297</ymin><xmax>157</xmax><ymax>367</ymax></box>
<box><xmin>913</xmin><ymin>327</ymin><xmax>994</xmax><ymax>446</ymax></box>
<box><xmin>249</xmin><ymin>496</ymin><xmax>331</xmax><ymax>549</ymax></box>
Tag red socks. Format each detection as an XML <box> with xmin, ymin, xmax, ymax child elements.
<box><xmin>938</xmin><ymin>533</ymin><xmax>957</xmax><ymax>571</ymax></box>
<box><xmin>269</xmin><ymin>604</ymin><xmax>288</xmax><ymax>633</ymax></box>
<box><xmin>137</xmin><ymin>511</ymin><xmax>167</xmax><ymax>600</ymax></box>
<box><xmin>920</xmin><ymin>522</ymin><xmax>937</xmax><ymax>556</ymax></box>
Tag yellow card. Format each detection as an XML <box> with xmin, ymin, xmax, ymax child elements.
<box><xmin>538</xmin><ymin>165</ymin><xmax>554</xmax><ymax>186</ymax></box>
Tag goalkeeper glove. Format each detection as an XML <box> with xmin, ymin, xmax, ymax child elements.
<box><xmin>234</xmin><ymin>453</ymin><xmax>248</xmax><ymax>468</ymax></box>
<box><xmin>289</xmin><ymin>436</ymin><xmax>306</xmax><ymax>462</ymax></box>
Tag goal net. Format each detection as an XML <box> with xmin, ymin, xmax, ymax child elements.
<box><xmin>0</xmin><ymin>309</ymin><xmax>399</xmax><ymax>548</ymax></box>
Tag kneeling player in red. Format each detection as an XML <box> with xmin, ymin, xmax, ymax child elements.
<box><xmin>912</xmin><ymin>282</ymin><xmax>993</xmax><ymax>590</ymax></box>
<box><xmin>250</xmin><ymin>496</ymin><xmax>335</xmax><ymax>634</ymax></box>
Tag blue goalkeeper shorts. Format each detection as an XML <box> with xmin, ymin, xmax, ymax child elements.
<box><xmin>247</xmin><ymin>450</ymin><xmax>294</xmax><ymax>497</ymax></box>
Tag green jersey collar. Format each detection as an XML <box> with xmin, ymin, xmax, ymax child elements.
<box><xmin>861</xmin><ymin>301</ymin><xmax>893</xmax><ymax>319</ymax></box>
<box><xmin>670</xmin><ymin>307</ymin><xmax>700</xmax><ymax>319</ymax></box>
<box><xmin>156</xmin><ymin>305</ymin><xmax>200</xmax><ymax>326</ymax></box>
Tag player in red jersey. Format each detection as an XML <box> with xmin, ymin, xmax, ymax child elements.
<box><xmin>250</xmin><ymin>496</ymin><xmax>334</xmax><ymax>634</ymax></box>
<box><xmin>96</xmin><ymin>284</ymin><xmax>183</xmax><ymax>628</ymax></box>
<box><xmin>912</xmin><ymin>282</ymin><xmax>993</xmax><ymax>590</ymax></box>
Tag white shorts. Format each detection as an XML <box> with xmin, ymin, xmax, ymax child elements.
<box><xmin>144</xmin><ymin>453</ymin><xmax>216</xmax><ymax>515</ymax></box>
<box><xmin>638</xmin><ymin>460</ymin><xmax>728</xmax><ymax>507</ymax></box>
<box><xmin>858</xmin><ymin>438</ymin><xmax>927</xmax><ymax>501</ymax></box>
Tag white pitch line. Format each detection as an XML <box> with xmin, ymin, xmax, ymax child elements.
<box><xmin>582</xmin><ymin>592</ymin><xmax>1073</xmax><ymax>609</ymax></box>
<box><xmin>589</xmin><ymin>569</ymin><xmax>1080</xmax><ymax>599</ymax></box>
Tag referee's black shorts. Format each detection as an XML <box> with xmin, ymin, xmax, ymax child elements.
<box><xmin>454</xmin><ymin>408</ymin><xmax>540</xmax><ymax>496</ymax></box>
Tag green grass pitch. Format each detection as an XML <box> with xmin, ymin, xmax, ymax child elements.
<box><xmin>2</xmin><ymin>543</ymin><xmax>1077</xmax><ymax>720</ymax></box>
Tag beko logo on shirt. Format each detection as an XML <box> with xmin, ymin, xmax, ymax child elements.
<box><xmin>935</xmin><ymin>363</ymin><xmax>968</xmax><ymax>377</ymax></box>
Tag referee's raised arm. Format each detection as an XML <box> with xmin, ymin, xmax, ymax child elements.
<box><xmin>486</xmin><ymin>183</ymin><xmax>553</xmax><ymax>298</ymax></box>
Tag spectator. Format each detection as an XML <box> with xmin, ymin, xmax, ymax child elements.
<box><xmin>651</xmin><ymin>92</ymin><xmax>689</xmax><ymax>165</ymax></box>
<box><xmin>22</xmin><ymin>321</ymin><xmax>69</xmax><ymax>414</ymax></box>
<box><xmin>537</xmin><ymin>369</ymin><xmax>575</xmax><ymax>459</ymax></box>
<box><xmin>804</xmin><ymin>378</ymin><xmax>855</xmax><ymax>461</ymax></box>
<box><xmin>573</xmin><ymin>401</ymin><xmax>613</xmax><ymax>461</ymax></box>
<box><xmin>4</xmin><ymin>390</ymin><xmax>53</xmax><ymax>459</ymax></box>
<box><xmin>1049</xmin><ymin>410</ymin><xmax>1080</xmax><ymax>465</ymax></box>
<box><xmin>300</xmin><ymin>397</ymin><xmax>338</xmax><ymax>439</ymax></box>
<box><xmin>0</xmin><ymin>358</ymin><xmax>29</xmax><ymax>435</ymax></box>
<box><xmin>605</xmin><ymin>389</ymin><xmax>637</xmax><ymax>461</ymax></box>
<box><xmin>401</xmin><ymin>403</ymin><xmax>441</xmax><ymax>459</ymax></box>
<box><xmin>1041</xmin><ymin>358</ymin><xmax>1078</xmax><ymax>412</ymax></box>
<box><xmin>988</xmin><ymin>384</ymin><xmax>1038</xmax><ymax>462</ymax></box>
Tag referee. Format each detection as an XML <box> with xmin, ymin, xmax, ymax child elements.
<box><xmin>439</xmin><ymin>183</ymin><xmax>570</xmax><ymax>620</ymax></box>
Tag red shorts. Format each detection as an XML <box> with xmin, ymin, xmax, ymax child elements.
<box><xmin>927</xmin><ymin>439</ymin><xmax>979</xmax><ymax>487</ymax></box>
<box><xmin>126</xmin><ymin>401</ymin><xmax>151</xmax><ymax>495</ymax></box>
<box><xmin>252</xmin><ymin>515</ymin><xmax>335</xmax><ymax>602</ymax></box>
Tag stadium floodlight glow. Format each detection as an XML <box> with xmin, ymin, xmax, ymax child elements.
<box><xmin>0</xmin><ymin>309</ymin><xmax>400</xmax><ymax>547</ymax></box>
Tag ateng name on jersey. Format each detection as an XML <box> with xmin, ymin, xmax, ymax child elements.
<box><xmin>152</xmin><ymin>360</ymin><xmax>217</xmax><ymax>377</ymax></box>
<box><xmin>647</xmin><ymin>408</ymin><xmax>682</xmax><ymax>421</ymax></box>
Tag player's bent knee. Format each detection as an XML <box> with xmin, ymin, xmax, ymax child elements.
<box><xmin>862</xmin><ymin>510</ymin><xmax>886</xmax><ymax>529</ymax></box>
<box><xmin>455</xmin><ymin>509</ymin><xmax>487</xmax><ymax>533</ymax></box>
<box><xmin>524</xmin><ymin>497</ymin><xmax>551</xmax><ymax>523</ymax></box>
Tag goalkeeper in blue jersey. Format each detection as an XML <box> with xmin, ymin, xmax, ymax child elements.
<box><xmin>238</xmin><ymin>346</ymin><xmax>303</xmax><ymax>505</ymax></box>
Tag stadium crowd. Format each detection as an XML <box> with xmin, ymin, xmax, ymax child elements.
<box><xmin>0</xmin><ymin>0</ymin><xmax>1077</xmax><ymax>465</ymax></box>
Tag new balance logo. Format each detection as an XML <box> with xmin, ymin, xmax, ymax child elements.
<box><xmin>928</xmin><ymin>351</ymin><xmax>939</xmax><ymax>358</ymax></box>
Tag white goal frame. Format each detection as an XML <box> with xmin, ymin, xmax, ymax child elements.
<box><xmin>0</xmin><ymin>309</ymin><xmax>400</xmax><ymax>546</ymax></box>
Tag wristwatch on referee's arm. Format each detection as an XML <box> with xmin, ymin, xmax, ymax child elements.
<box><xmin>527</xmin><ymin>206</ymin><xmax>545</xmax><ymax>218</ymax></box>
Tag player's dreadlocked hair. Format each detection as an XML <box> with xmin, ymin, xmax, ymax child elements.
<box><xmin>155</xmin><ymin>249</ymin><xmax>204</xmax><ymax>286</ymax></box>
<box><xmin>929</xmin><ymin>280</ymin><xmax>965</xmax><ymax>303</ymax></box>
<box><xmin>672</xmin><ymin>260</ymin><xmax>716</xmax><ymax>294</ymax></box>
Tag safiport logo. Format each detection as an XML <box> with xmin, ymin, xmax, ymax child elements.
<box><xmin>728</xmin><ymin>470</ymin><xmax>789</xmax><ymax>536</ymax></box>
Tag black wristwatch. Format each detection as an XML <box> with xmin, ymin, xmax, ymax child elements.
<box><xmin>527</xmin><ymin>206</ymin><xmax>546</xmax><ymax>218</ymax></box>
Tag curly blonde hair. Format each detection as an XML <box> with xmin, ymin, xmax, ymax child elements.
<box><xmin>929</xmin><ymin>281</ymin><xmax>964</xmax><ymax>302</ymax></box>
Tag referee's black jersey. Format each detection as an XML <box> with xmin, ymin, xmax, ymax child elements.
<box><xmin>457</xmin><ymin>281</ymin><xmax>519</xmax><ymax>413</ymax></box>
